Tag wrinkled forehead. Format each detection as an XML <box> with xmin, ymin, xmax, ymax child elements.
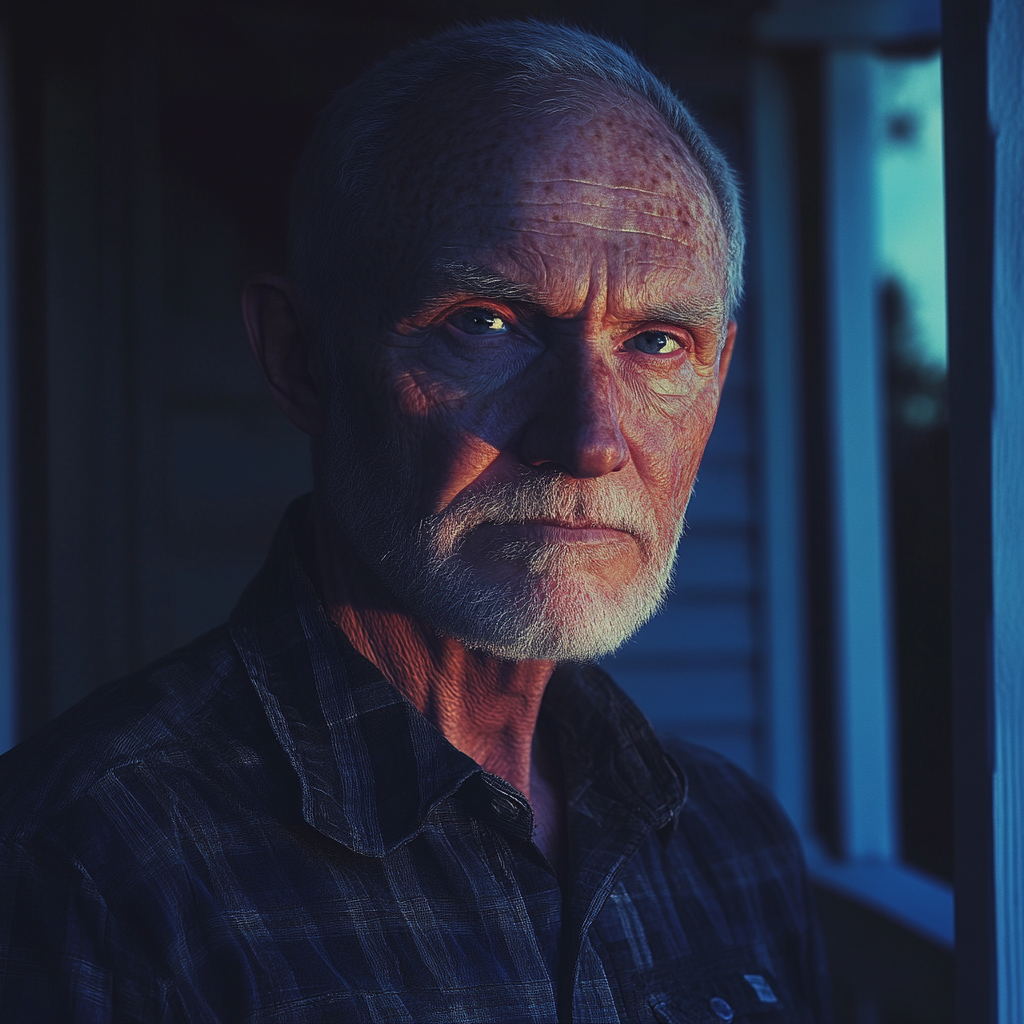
<box><xmin>370</xmin><ymin>85</ymin><xmax>728</xmax><ymax>289</ymax></box>
<box><xmin>499</xmin><ymin>97</ymin><xmax>720</xmax><ymax>229</ymax></box>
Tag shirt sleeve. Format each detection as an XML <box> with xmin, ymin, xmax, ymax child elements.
<box><xmin>0</xmin><ymin>832</ymin><xmax>174</xmax><ymax>1023</ymax></box>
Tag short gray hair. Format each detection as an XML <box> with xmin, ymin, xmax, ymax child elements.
<box><xmin>289</xmin><ymin>20</ymin><xmax>744</xmax><ymax>339</ymax></box>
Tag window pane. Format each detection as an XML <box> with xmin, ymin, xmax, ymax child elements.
<box><xmin>875</xmin><ymin>52</ymin><xmax>952</xmax><ymax>882</ymax></box>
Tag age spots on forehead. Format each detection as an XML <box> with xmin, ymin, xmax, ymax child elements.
<box><xmin>372</xmin><ymin>86</ymin><xmax>728</xmax><ymax>289</ymax></box>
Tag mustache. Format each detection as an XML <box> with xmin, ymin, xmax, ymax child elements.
<box><xmin>419</xmin><ymin>468</ymin><xmax>664</xmax><ymax>555</ymax></box>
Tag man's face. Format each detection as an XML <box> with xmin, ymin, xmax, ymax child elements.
<box><xmin>319</xmin><ymin>94</ymin><xmax>734</xmax><ymax>661</ymax></box>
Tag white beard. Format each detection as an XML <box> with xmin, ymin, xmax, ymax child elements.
<box><xmin>319</xmin><ymin>406</ymin><xmax>687</xmax><ymax>662</ymax></box>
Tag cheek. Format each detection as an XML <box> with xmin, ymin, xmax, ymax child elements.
<box><xmin>386</xmin><ymin>334</ymin><xmax>542</xmax><ymax>412</ymax></box>
<box><xmin>387</xmin><ymin>343</ymin><xmax>547</xmax><ymax>453</ymax></box>
<box><xmin>375</xmin><ymin>360</ymin><xmax>535</xmax><ymax>515</ymax></box>
<box><xmin>621</xmin><ymin>377</ymin><xmax>720</xmax><ymax>512</ymax></box>
<box><xmin>355</xmin><ymin>398</ymin><xmax>499</xmax><ymax>518</ymax></box>
<box><xmin>390</xmin><ymin>366</ymin><xmax>469</xmax><ymax>418</ymax></box>
<box><xmin>330</xmin><ymin>356</ymin><xmax>446</xmax><ymax>499</ymax></box>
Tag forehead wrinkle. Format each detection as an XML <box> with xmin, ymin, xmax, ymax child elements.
<box><xmin>511</xmin><ymin>200</ymin><xmax>702</xmax><ymax>232</ymax></box>
<box><xmin>381</xmin><ymin>107</ymin><xmax>728</xmax><ymax>296</ymax></box>
<box><xmin>488</xmin><ymin>224</ymin><xmax>697</xmax><ymax>246</ymax></box>
<box><xmin>456</xmin><ymin>197</ymin><xmax>692</xmax><ymax>217</ymax></box>
<box><xmin>511</xmin><ymin>200</ymin><xmax>685</xmax><ymax>212</ymax></box>
<box><xmin>475</xmin><ymin>199</ymin><xmax>709</xmax><ymax>244</ymax></box>
<box><xmin>526</xmin><ymin>178</ymin><xmax>684</xmax><ymax>197</ymax></box>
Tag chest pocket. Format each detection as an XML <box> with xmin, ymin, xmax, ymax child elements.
<box><xmin>647</xmin><ymin>963</ymin><xmax>788</xmax><ymax>1024</ymax></box>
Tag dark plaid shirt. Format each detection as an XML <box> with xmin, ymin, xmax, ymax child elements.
<box><xmin>0</xmin><ymin>502</ymin><xmax>829</xmax><ymax>1023</ymax></box>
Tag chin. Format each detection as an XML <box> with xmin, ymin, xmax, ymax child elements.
<box><xmin>410</xmin><ymin>554</ymin><xmax>673</xmax><ymax>663</ymax></box>
<box><xmin>318</xmin><ymin>444</ymin><xmax>681</xmax><ymax>660</ymax></box>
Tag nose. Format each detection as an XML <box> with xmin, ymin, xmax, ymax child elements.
<box><xmin>517</xmin><ymin>347</ymin><xmax>629</xmax><ymax>479</ymax></box>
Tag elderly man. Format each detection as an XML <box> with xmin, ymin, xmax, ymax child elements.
<box><xmin>0</xmin><ymin>21</ymin><xmax>828</xmax><ymax>1024</ymax></box>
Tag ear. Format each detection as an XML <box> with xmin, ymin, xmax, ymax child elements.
<box><xmin>717</xmin><ymin>320</ymin><xmax>738</xmax><ymax>390</ymax></box>
<box><xmin>242</xmin><ymin>274</ymin><xmax>327</xmax><ymax>436</ymax></box>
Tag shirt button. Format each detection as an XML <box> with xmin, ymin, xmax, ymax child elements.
<box><xmin>710</xmin><ymin>997</ymin><xmax>734</xmax><ymax>1021</ymax></box>
<box><xmin>490</xmin><ymin>793</ymin><xmax>519</xmax><ymax>819</ymax></box>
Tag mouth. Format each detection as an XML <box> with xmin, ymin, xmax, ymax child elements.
<box><xmin>473</xmin><ymin>519</ymin><xmax>635</xmax><ymax>545</ymax></box>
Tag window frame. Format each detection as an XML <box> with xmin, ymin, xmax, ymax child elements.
<box><xmin>751</xmin><ymin>45</ymin><xmax>954</xmax><ymax>949</ymax></box>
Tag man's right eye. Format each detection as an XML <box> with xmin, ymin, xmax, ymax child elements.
<box><xmin>449</xmin><ymin>308</ymin><xmax>509</xmax><ymax>336</ymax></box>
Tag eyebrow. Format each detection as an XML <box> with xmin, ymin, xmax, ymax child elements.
<box><xmin>640</xmin><ymin>296</ymin><xmax>725</xmax><ymax>329</ymax></box>
<box><xmin>423</xmin><ymin>258</ymin><xmax>724</xmax><ymax>329</ymax></box>
<box><xmin>423</xmin><ymin>260</ymin><xmax>540</xmax><ymax>307</ymax></box>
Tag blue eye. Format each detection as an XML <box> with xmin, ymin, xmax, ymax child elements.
<box><xmin>451</xmin><ymin>308</ymin><xmax>509</xmax><ymax>335</ymax></box>
<box><xmin>633</xmin><ymin>331</ymin><xmax>682</xmax><ymax>355</ymax></box>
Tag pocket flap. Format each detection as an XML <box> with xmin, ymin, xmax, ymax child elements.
<box><xmin>647</xmin><ymin>962</ymin><xmax>786</xmax><ymax>1023</ymax></box>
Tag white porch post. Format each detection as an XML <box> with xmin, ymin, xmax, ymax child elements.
<box><xmin>989</xmin><ymin>0</ymin><xmax>1024</xmax><ymax>1017</ymax></box>
<box><xmin>825</xmin><ymin>50</ymin><xmax>898</xmax><ymax>862</ymax></box>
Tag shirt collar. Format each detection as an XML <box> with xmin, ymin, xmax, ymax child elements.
<box><xmin>542</xmin><ymin>663</ymin><xmax>687</xmax><ymax>833</ymax></box>
<box><xmin>229</xmin><ymin>496</ymin><xmax>687</xmax><ymax>857</ymax></box>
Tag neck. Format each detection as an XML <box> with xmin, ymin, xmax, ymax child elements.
<box><xmin>310</xmin><ymin>495</ymin><xmax>556</xmax><ymax>802</ymax></box>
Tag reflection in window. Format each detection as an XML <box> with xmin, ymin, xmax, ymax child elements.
<box><xmin>875</xmin><ymin>53</ymin><xmax>952</xmax><ymax>882</ymax></box>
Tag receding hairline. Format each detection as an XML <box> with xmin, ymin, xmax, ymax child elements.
<box><xmin>374</xmin><ymin>81</ymin><xmax>729</xmax><ymax>252</ymax></box>
<box><xmin>287</xmin><ymin>20</ymin><xmax>744</xmax><ymax>341</ymax></box>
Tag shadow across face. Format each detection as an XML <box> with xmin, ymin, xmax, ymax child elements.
<box><xmin>315</xmin><ymin>89</ymin><xmax>735</xmax><ymax>661</ymax></box>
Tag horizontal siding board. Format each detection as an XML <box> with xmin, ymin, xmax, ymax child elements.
<box><xmin>702</xmin><ymin>385</ymin><xmax>752</xmax><ymax>460</ymax></box>
<box><xmin>686</xmin><ymin>463</ymin><xmax>753</xmax><ymax>526</ymax></box>
<box><xmin>610</xmin><ymin>668</ymin><xmax>754</xmax><ymax>723</ymax></box>
<box><xmin>673</xmin><ymin>532</ymin><xmax>755</xmax><ymax>591</ymax></box>
<box><xmin>617</xmin><ymin>598</ymin><xmax>755</xmax><ymax>657</ymax></box>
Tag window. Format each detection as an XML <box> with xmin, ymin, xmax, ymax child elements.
<box><xmin>875</xmin><ymin>53</ymin><xmax>951</xmax><ymax>884</ymax></box>
<box><xmin>752</xmin><ymin>37</ymin><xmax>952</xmax><ymax>947</ymax></box>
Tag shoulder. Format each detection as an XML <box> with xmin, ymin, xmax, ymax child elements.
<box><xmin>662</xmin><ymin>736</ymin><xmax>793</xmax><ymax>826</ymax></box>
<box><xmin>659</xmin><ymin>735</ymin><xmax>806</xmax><ymax>874</ymax></box>
<box><xmin>0</xmin><ymin>625</ymin><xmax>262</xmax><ymax>847</ymax></box>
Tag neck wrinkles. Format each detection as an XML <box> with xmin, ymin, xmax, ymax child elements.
<box><xmin>310</xmin><ymin>492</ymin><xmax>556</xmax><ymax>801</ymax></box>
